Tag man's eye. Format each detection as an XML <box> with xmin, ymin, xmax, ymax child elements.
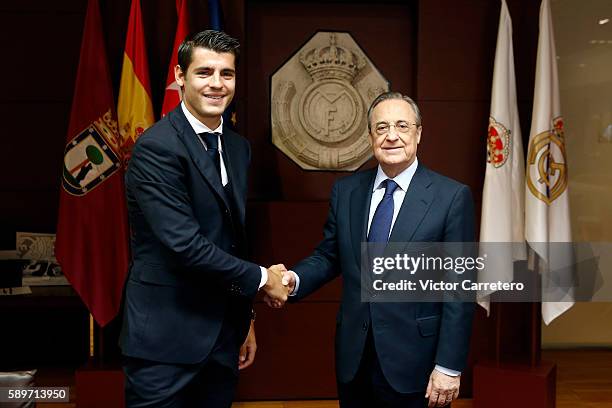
<box><xmin>376</xmin><ymin>125</ymin><xmax>389</xmax><ymax>132</ymax></box>
<box><xmin>397</xmin><ymin>123</ymin><xmax>410</xmax><ymax>131</ymax></box>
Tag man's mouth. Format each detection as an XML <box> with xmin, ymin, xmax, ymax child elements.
<box><xmin>205</xmin><ymin>95</ymin><xmax>225</xmax><ymax>101</ymax></box>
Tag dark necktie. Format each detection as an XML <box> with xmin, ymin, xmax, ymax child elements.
<box><xmin>199</xmin><ymin>132</ymin><xmax>221</xmax><ymax>181</ymax></box>
<box><xmin>367</xmin><ymin>179</ymin><xmax>399</xmax><ymax>243</ymax></box>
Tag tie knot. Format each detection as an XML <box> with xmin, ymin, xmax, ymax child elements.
<box><xmin>200</xmin><ymin>132</ymin><xmax>219</xmax><ymax>151</ymax></box>
<box><xmin>384</xmin><ymin>179</ymin><xmax>399</xmax><ymax>196</ymax></box>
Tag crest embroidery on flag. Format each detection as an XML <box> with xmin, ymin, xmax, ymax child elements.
<box><xmin>526</xmin><ymin>116</ymin><xmax>568</xmax><ymax>205</ymax></box>
<box><xmin>487</xmin><ymin>116</ymin><xmax>511</xmax><ymax>168</ymax></box>
<box><xmin>62</xmin><ymin>110</ymin><xmax>122</xmax><ymax>196</ymax></box>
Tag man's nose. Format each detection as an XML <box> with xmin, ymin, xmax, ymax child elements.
<box><xmin>209</xmin><ymin>72</ymin><xmax>222</xmax><ymax>88</ymax></box>
<box><xmin>385</xmin><ymin>129</ymin><xmax>400</xmax><ymax>141</ymax></box>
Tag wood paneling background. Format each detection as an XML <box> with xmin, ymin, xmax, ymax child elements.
<box><xmin>0</xmin><ymin>0</ymin><xmax>541</xmax><ymax>400</ymax></box>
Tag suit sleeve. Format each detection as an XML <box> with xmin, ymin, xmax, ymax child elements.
<box><xmin>126</xmin><ymin>136</ymin><xmax>261</xmax><ymax>298</ymax></box>
<box><xmin>292</xmin><ymin>181</ymin><xmax>341</xmax><ymax>300</ymax></box>
<box><xmin>435</xmin><ymin>184</ymin><xmax>476</xmax><ymax>371</ymax></box>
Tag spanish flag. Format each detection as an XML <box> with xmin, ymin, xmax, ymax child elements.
<box><xmin>161</xmin><ymin>0</ymin><xmax>190</xmax><ymax>116</ymax></box>
<box><xmin>117</xmin><ymin>0</ymin><xmax>154</xmax><ymax>160</ymax></box>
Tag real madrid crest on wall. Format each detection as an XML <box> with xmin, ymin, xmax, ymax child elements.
<box><xmin>271</xmin><ymin>32</ymin><xmax>389</xmax><ymax>171</ymax></box>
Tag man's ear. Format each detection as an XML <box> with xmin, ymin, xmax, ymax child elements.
<box><xmin>174</xmin><ymin>64</ymin><xmax>185</xmax><ymax>87</ymax></box>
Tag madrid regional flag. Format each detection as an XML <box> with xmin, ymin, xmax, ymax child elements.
<box><xmin>161</xmin><ymin>0</ymin><xmax>190</xmax><ymax>116</ymax></box>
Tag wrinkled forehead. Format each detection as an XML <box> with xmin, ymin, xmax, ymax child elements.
<box><xmin>371</xmin><ymin>99</ymin><xmax>417</xmax><ymax>123</ymax></box>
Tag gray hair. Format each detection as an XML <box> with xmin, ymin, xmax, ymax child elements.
<box><xmin>367</xmin><ymin>91</ymin><xmax>422</xmax><ymax>131</ymax></box>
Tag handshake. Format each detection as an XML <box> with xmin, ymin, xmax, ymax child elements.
<box><xmin>262</xmin><ymin>264</ymin><xmax>295</xmax><ymax>308</ymax></box>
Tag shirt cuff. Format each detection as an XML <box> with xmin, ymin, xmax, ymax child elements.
<box><xmin>259</xmin><ymin>266</ymin><xmax>268</xmax><ymax>289</ymax></box>
<box><xmin>434</xmin><ymin>365</ymin><xmax>461</xmax><ymax>377</ymax></box>
<box><xmin>288</xmin><ymin>270</ymin><xmax>300</xmax><ymax>296</ymax></box>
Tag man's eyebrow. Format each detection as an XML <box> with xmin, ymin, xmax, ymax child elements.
<box><xmin>191</xmin><ymin>65</ymin><xmax>213</xmax><ymax>71</ymax></box>
<box><xmin>191</xmin><ymin>66</ymin><xmax>235</xmax><ymax>73</ymax></box>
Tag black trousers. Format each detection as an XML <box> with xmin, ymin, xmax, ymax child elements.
<box><xmin>123</xmin><ymin>356</ymin><xmax>237</xmax><ymax>408</ymax></box>
<box><xmin>338</xmin><ymin>331</ymin><xmax>431</xmax><ymax>408</ymax></box>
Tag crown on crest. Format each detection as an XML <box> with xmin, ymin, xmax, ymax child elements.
<box><xmin>299</xmin><ymin>33</ymin><xmax>365</xmax><ymax>81</ymax></box>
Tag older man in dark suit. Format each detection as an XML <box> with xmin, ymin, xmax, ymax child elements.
<box><xmin>120</xmin><ymin>30</ymin><xmax>288</xmax><ymax>408</ymax></box>
<box><xmin>280</xmin><ymin>92</ymin><xmax>475</xmax><ymax>408</ymax></box>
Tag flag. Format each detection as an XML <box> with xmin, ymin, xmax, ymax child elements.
<box><xmin>525</xmin><ymin>0</ymin><xmax>573</xmax><ymax>325</ymax></box>
<box><xmin>117</xmin><ymin>0</ymin><xmax>154</xmax><ymax>159</ymax></box>
<box><xmin>56</xmin><ymin>0</ymin><xmax>130</xmax><ymax>327</ymax></box>
<box><xmin>208</xmin><ymin>0</ymin><xmax>237</xmax><ymax>128</ymax></box>
<box><xmin>208</xmin><ymin>0</ymin><xmax>223</xmax><ymax>31</ymax></box>
<box><xmin>161</xmin><ymin>0</ymin><xmax>190</xmax><ymax>116</ymax></box>
<box><xmin>478</xmin><ymin>0</ymin><xmax>526</xmax><ymax>314</ymax></box>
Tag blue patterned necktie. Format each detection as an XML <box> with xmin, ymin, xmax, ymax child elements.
<box><xmin>368</xmin><ymin>179</ymin><xmax>399</xmax><ymax>243</ymax></box>
<box><xmin>199</xmin><ymin>132</ymin><xmax>221</xmax><ymax>180</ymax></box>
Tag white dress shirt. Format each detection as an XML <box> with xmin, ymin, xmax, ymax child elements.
<box><xmin>367</xmin><ymin>158</ymin><xmax>419</xmax><ymax>238</ymax></box>
<box><xmin>181</xmin><ymin>102</ymin><xmax>228</xmax><ymax>186</ymax></box>
<box><xmin>181</xmin><ymin>103</ymin><xmax>268</xmax><ymax>289</ymax></box>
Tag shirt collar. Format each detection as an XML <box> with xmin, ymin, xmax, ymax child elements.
<box><xmin>181</xmin><ymin>102</ymin><xmax>224</xmax><ymax>134</ymax></box>
<box><xmin>372</xmin><ymin>158</ymin><xmax>419</xmax><ymax>193</ymax></box>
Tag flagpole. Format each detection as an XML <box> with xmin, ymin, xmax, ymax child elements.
<box><xmin>529</xmin><ymin>254</ymin><xmax>541</xmax><ymax>367</ymax></box>
<box><xmin>89</xmin><ymin>313</ymin><xmax>95</xmax><ymax>358</ymax></box>
<box><xmin>495</xmin><ymin>303</ymin><xmax>502</xmax><ymax>366</ymax></box>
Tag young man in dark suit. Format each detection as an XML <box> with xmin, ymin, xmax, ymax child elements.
<box><xmin>280</xmin><ymin>92</ymin><xmax>476</xmax><ymax>408</ymax></box>
<box><xmin>120</xmin><ymin>30</ymin><xmax>288</xmax><ymax>408</ymax></box>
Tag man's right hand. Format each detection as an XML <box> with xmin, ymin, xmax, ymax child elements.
<box><xmin>281</xmin><ymin>270</ymin><xmax>296</xmax><ymax>294</ymax></box>
<box><xmin>263</xmin><ymin>264</ymin><xmax>289</xmax><ymax>306</ymax></box>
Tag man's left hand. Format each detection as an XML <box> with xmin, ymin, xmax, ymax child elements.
<box><xmin>425</xmin><ymin>369</ymin><xmax>460</xmax><ymax>407</ymax></box>
<box><xmin>238</xmin><ymin>321</ymin><xmax>257</xmax><ymax>370</ymax></box>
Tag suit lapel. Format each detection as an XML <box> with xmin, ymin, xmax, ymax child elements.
<box><xmin>350</xmin><ymin>169</ymin><xmax>376</xmax><ymax>267</ymax></box>
<box><xmin>168</xmin><ymin>107</ymin><xmax>230</xmax><ymax>211</ymax></box>
<box><xmin>220</xmin><ymin>129</ymin><xmax>246</xmax><ymax>226</ymax></box>
<box><xmin>389</xmin><ymin>164</ymin><xmax>434</xmax><ymax>242</ymax></box>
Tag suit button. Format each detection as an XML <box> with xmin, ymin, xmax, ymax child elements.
<box><xmin>231</xmin><ymin>244</ymin><xmax>236</xmax><ymax>249</ymax></box>
<box><xmin>362</xmin><ymin>322</ymin><xmax>368</xmax><ymax>331</ymax></box>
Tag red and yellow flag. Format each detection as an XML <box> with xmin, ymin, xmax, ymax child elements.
<box><xmin>161</xmin><ymin>0</ymin><xmax>190</xmax><ymax>116</ymax></box>
<box><xmin>117</xmin><ymin>0</ymin><xmax>154</xmax><ymax>159</ymax></box>
<box><xmin>56</xmin><ymin>0</ymin><xmax>130</xmax><ymax>327</ymax></box>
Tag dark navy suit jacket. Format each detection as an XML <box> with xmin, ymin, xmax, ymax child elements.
<box><xmin>119</xmin><ymin>106</ymin><xmax>261</xmax><ymax>365</ymax></box>
<box><xmin>293</xmin><ymin>164</ymin><xmax>475</xmax><ymax>394</ymax></box>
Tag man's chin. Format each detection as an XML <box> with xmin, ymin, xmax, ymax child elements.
<box><xmin>380</xmin><ymin>156</ymin><xmax>408</xmax><ymax>166</ymax></box>
<box><xmin>200</xmin><ymin>107</ymin><xmax>227</xmax><ymax>117</ymax></box>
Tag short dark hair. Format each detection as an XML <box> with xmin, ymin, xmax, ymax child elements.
<box><xmin>177</xmin><ymin>30</ymin><xmax>240</xmax><ymax>72</ymax></box>
<box><xmin>367</xmin><ymin>91</ymin><xmax>422</xmax><ymax>131</ymax></box>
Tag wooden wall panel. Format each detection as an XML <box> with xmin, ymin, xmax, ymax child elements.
<box><xmin>0</xmin><ymin>0</ymin><xmax>542</xmax><ymax>400</ymax></box>
<box><xmin>245</xmin><ymin>0</ymin><xmax>416</xmax><ymax>201</ymax></box>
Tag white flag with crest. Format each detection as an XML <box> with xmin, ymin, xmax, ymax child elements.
<box><xmin>478</xmin><ymin>0</ymin><xmax>527</xmax><ymax>314</ymax></box>
<box><xmin>525</xmin><ymin>0</ymin><xmax>574</xmax><ymax>325</ymax></box>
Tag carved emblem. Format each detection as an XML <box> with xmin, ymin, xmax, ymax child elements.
<box><xmin>526</xmin><ymin>117</ymin><xmax>568</xmax><ymax>204</ymax></box>
<box><xmin>487</xmin><ymin>117</ymin><xmax>510</xmax><ymax>168</ymax></box>
<box><xmin>271</xmin><ymin>32</ymin><xmax>389</xmax><ymax>170</ymax></box>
